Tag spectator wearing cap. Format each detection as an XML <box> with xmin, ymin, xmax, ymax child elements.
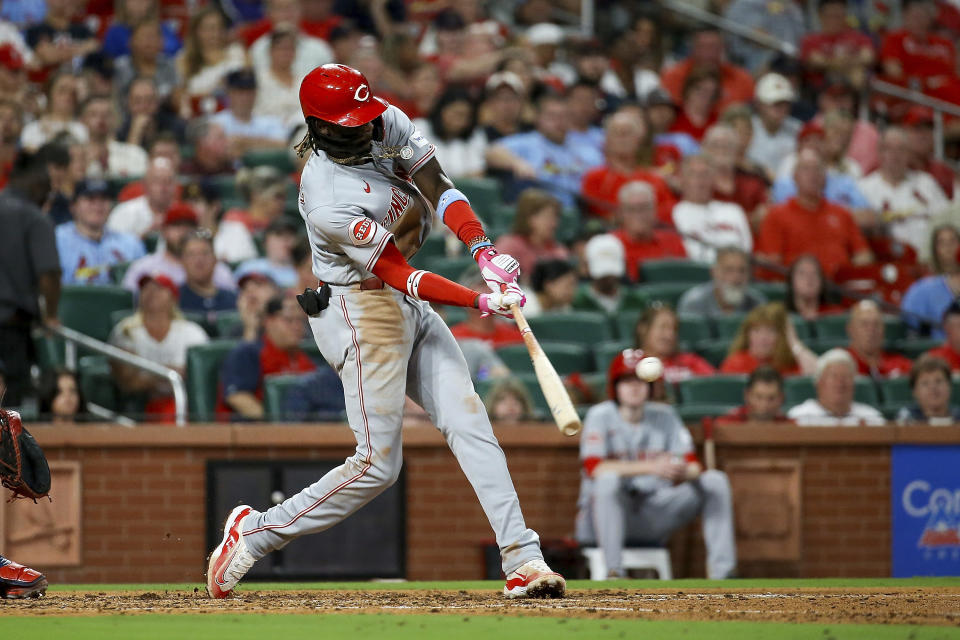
<box><xmin>178</xmin><ymin>231</ymin><xmax>238</xmax><ymax>319</ymax></box>
<box><xmin>180</xmin><ymin>118</ymin><xmax>234</xmax><ymax>177</ymax></box>
<box><xmin>881</xmin><ymin>0</ymin><xmax>960</xmax><ymax>107</ymax></box>
<box><xmin>660</xmin><ymin>28</ymin><xmax>754</xmax><ymax>113</ymax></box>
<box><xmin>800</xmin><ymin>0</ymin><xmax>875</xmax><ymax>90</ymax></box>
<box><xmin>248</xmin><ymin>0</ymin><xmax>333</xmax><ymax>82</ymax></box>
<box><xmin>923</xmin><ymin>302</ymin><xmax>960</xmax><ymax>371</ymax></box>
<box><xmin>671</xmin><ymin>155</ymin><xmax>752</xmax><ymax>265</ymax></box>
<box><xmin>486</xmin><ymin>93</ymin><xmax>604</xmax><ymax>208</ymax></box>
<box><xmin>0</xmin><ymin>19</ymin><xmax>34</xmax><ymax>69</ymax></box>
<box><xmin>107</xmin><ymin>157</ymin><xmax>178</xmax><ymax>238</ymax></box>
<box><xmin>788</xmin><ymin>348</ymin><xmax>886</xmax><ymax>425</ymax></box>
<box><xmin>175</xmin><ymin>7</ymin><xmax>247</xmax><ymax>109</ymax></box>
<box><xmin>723</xmin><ymin>0</ymin><xmax>806</xmax><ymax>73</ymax></box>
<box><xmin>102</xmin><ymin>0</ymin><xmax>182</xmax><ymax>60</ymax></box>
<box><xmin>217</xmin><ymin>295</ymin><xmax>316</xmax><ymax>421</ymax></box>
<box><xmin>23</xmin><ymin>1</ymin><xmax>99</xmax><ymax>85</ymax></box>
<box><xmin>609</xmin><ymin>181</ymin><xmax>685</xmax><ymax>282</ymax></box>
<box><xmin>252</xmin><ymin>27</ymin><xmax>303</xmax><ymax>129</ymax></box>
<box><xmin>493</xmin><ymin>188</ymin><xmax>570</xmax><ymax>281</ymax></box>
<box><xmin>758</xmin><ymin>148</ymin><xmax>873</xmax><ymax>278</ymax></box>
<box><xmin>413</xmin><ymin>87</ymin><xmax>488</xmax><ymax>179</ymax></box>
<box><xmin>80</xmin><ymin>95</ymin><xmax>149</xmax><ymax>180</ymax></box>
<box><xmin>747</xmin><ymin>73</ymin><xmax>801</xmax><ymax>178</ymax></box>
<box><xmin>56</xmin><ymin>179</ymin><xmax>145</xmax><ymax>285</ymax></box>
<box><xmin>580</xmin><ymin>111</ymin><xmax>677</xmax><ymax>223</ymax></box>
<box><xmin>844</xmin><ymin>300</ymin><xmax>913</xmax><ymax>379</ymax></box>
<box><xmin>700</xmin><ymin>123</ymin><xmax>769</xmax><ymax>232</ymax></box>
<box><xmin>897</xmin><ymin>356</ymin><xmax>960</xmax><ymax>425</ymax></box>
<box><xmin>211</xmin><ymin>68</ymin><xmax>288</xmax><ymax>156</ymax></box>
<box><xmin>109</xmin><ymin>273</ymin><xmax>209</xmax><ymax>421</ymax></box>
<box><xmin>902</xmin><ymin>107</ymin><xmax>958</xmax><ymax>199</ymax></box>
<box><xmin>480</xmin><ymin>71</ymin><xmax>529</xmax><ymax>143</ymax></box>
<box><xmin>20</xmin><ymin>72</ymin><xmax>88</xmax><ymax>152</ymax></box>
<box><xmin>717</xmin><ymin>365</ymin><xmax>788</xmax><ymax>424</ymax></box>
<box><xmin>117</xmin><ymin>78</ymin><xmax>188</xmax><ymax>149</ymax></box>
<box><xmin>235</xmin><ymin>218</ymin><xmax>299</xmax><ymax>289</ymax></box>
<box><xmin>572</xmin><ymin>234</ymin><xmax>627</xmax><ymax>314</ymax></box>
<box><xmin>121</xmin><ymin>202</ymin><xmax>237</xmax><ymax>293</ymax></box>
<box><xmin>523</xmin><ymin>22</ymin><xmax>575</xmax><ymax>87</ymax></box>
<box><xmin>522</xmin><ymin>259</ymin><xmax>578</xmax><ymax>319</ymax></box>
<box><xmin>903</xmin><ymin>226</ymin><xmax>960</xmax><ymax>339</ymax></box>
<box><xmin>678</xmin><ymin>246</ymin><xmax>765</xmax><ymax>318</ymax></box>
<box><xmin>0</xmin><ymin>43</ymin><xmax>29</xmax><ymax>113</ymax></box>
<box><xmin>112</xmin><ymin>19</ymin><xmax>181</xmax><ymax>102</ymax></box>
<box><xmin>858</xmin><ymin>127</ymin><xmax>949</xmax><ymax>255</ymax></box>
<box><xmin>0</xmin><ymin>150</ymin><xmax>62</xmax><ymax>405</ymax></box>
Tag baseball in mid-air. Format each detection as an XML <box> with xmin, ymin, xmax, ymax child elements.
<box><xmin>636</xmin><ymin>356</ymin><xmax>664</xmax><ymax>382</ymax></box>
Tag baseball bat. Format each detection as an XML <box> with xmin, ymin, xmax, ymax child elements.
<box><xmin>510</xmin><ymin>304</ymin><xmax>582</xmax><ymax>436</ymax></box>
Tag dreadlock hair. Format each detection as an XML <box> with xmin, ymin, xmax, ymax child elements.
<box><xmin>294</xmin><ymin>115</ymin><xmax>405</xmax><ymax>166</ymax></box>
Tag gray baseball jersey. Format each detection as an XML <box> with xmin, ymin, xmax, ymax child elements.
<box><xmin>298</xmin><ymin>104</ymin><xmax>436</xmax><ymax>285</ymax></box>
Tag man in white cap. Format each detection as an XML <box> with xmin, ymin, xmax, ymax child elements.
<box><xmin>574</xmin><ymin>234</ymin><xmax>626</xmax><ymax>314</ymax></box>
<box><xmin>787</xmin><ymin>348</ymin><xmax>886</xmax><ymax>426</ymax></box>
<box><xmin>747</xmin><ymin>73</ymin><xmax>801</xmax><ymax>178</ymax></box>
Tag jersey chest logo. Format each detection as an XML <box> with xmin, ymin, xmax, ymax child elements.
<box><xmin>349</xmin><ymin>217</ymin><xmax>375</xmax><ymax>246</ymax></box>
<box><xmin>385</xmin><ymin>186</ymin><xmax>410</xmax><ymax>226</ymax></box>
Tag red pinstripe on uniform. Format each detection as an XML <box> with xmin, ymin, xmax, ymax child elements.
<box><xmin>243</xmin><ymin>296</ymin><xmax>372</xmax><ymax>537</ymax></box>
<box><xmin>408</xmin><ymin>146</ymin><xmax>436</xmax><ymax>175</ymax></box>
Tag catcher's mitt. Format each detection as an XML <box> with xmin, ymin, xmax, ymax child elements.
<box><xmin>0</xmin><ymin>410</ymin><xmax>50</xmax><ymax>501</ymax></box>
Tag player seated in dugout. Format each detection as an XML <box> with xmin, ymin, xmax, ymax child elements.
<box><xmin>716</xmin><ymin>365</ymin><xmax>789</xmax><ymax>424</ymax></box>
<box><xmin>217</xmin><ymin>295</ymin><xmax>316</xmax><ymax>421</ymax></box>
<box><xmin>575</xmin><ymin>350</ymin><xmax>737</xmax><ymax>579</ymax></box>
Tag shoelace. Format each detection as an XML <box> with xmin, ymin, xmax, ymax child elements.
<box><xmin>516</xmin><ymin>558</ymin><xmax>552</xmax><ymax>575</ymax></box>
<box><xmin>223</xmin><ymin>546</ymin><xmax>255</xmax><ymax>586</ymax></box>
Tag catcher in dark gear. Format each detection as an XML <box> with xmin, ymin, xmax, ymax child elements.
<box><xmin>0</xmin><ymin>408</ymin><xmax>50</xmax><ymax>598</ymax></box>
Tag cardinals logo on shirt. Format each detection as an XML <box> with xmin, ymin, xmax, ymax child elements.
<box><xmin>349</xmin><ymin>217</ymin><xmax>375</xmax><ymax>246</ymax></box>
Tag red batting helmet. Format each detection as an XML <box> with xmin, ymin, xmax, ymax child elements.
<box><xmin>299</xmin><ymin>64</ymin><xmax>388</xmax><ymax>127</ymax></box>
<box><xmin>607</xmin><ymin>349</ymin><xmax>645</xmax><ymax>400</ymax></box>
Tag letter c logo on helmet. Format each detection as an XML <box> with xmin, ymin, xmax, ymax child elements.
<box><xmin>300</xmin><ymin>64</ymin><xmax>387</xmax><ymax>127</ymax></box>
<box><xmin>354</xmin><ymin>84</ymin><xmax>370</xmax><ymax>102</ymax></box>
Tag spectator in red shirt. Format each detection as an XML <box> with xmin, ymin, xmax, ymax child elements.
<box><xmin>218</xmin><ymin>295</ymin><xmax>316</xmax><ymax>420</ymax></box>
<box><xmin>902</xmin><ymin>106</ymin><xmax>957</xmax><ymax>199</ymax></box>
<box><xmin>785</xmin><ymin>255</ymin><xmax>846</xmax><ymax>321</ymax></box>
<box><xmin>880</xmin><ymin>0</ymin><xmax>960</xmax><ymax>106</ymax></box>
<box><xmin>845</xmin><ymin>300</ymin><xmax>913</xmax><ymax>378</ymax></box>
<box><xmin>716</xmin><ymin>365</ymin><xmax>789</xmax><ymax>424</ymax></box>
<box><xmin>660</xmin><ymin>27</ymin><xmax>754</xmax><ymax>113</ymax></box>
<box><xmin>925</xmin><ymin>302</ymin><xmax>960</xmax><ymax>372</ymax></box>
<box><xmin>580</xmin><ymin>110</ymin><xmax>676</xmax><ymax>223</ymax></box>
<box><xmin>800</xmin><ymin>0</ymin><xmax>875</xmax><ymax>91</ymax></box>
<box><xmin>720</xmin><ymin>302</ymin><xmax>818</xmax><ymax>376</ymax></box>
<box><xmin>633</xmin><ymin>305</ymin><xmax>715</xmax><ymax>383</ymax></box>
<box><xmin>669</xmin><ymin>69</ymin><xmax>720</xmax><ymax>143</ymax></box>
<box><xmin>610</xmin><ymin>181</ymin><xmax>686</xmax><ymax>282</ymax></box>
<box><xmin>757</xmin><ymin>148</ymin><xmax>873</xmax><ymax>278</ymax></box>
<box><xmin>494</xmin><ymin>188</ymin><xmax>570</xmax><ymax>282</ymax></box>
<box><xmin>701</xmin><ymin>123</ymin><xmax>769</xmax><ymax>233</ymax></box>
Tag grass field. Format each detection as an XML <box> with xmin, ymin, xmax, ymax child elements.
<box><xmin>2</xmin><ymin>578</ymin><xmax>959</xmax><ymax>640</ymax></box>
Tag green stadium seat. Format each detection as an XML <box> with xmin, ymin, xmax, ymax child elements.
<box><xmin>186</xmin><ymin>340</ymin><xmax>238</xmax><ymax>422</ymax></box>
<box><xmin>215</xmin><ymin>311</ymin><xmax>243</xmax><ymax>338</ymax></box>
<box><xmin>59</xmin><ymin>286</ymin><xmax>134</xmax><ymax>343</ymax></box>
<box><xmin>696</xmin><ymin>339</ymin><xmax>732</xmax><ymax>368</ymax></box>
<box><xmin>894</xmin><ymin>338</ymin><xmax>942</xmax><ymax>359</ymax></box>
<box><xmin>476</xmin><ymin>374</ymin><xmax>550</xmax><ymax>420</ymax></box>
<box><xmin>635</xmin><ymin>283</ymin><xmax>694</xmax><ymax>309</ymax></box>
<box><xmin>110</xmin><ymin>261</ymin><xmax>131</xmax><ymax>285</ymax></box>
<box><xmin>808</xmin><ymin>337</ymin><xmax>847</xmax><ymax>354</ymax></box>
<box><xmin>677</xmin><ymin>375</ymin><xmax>748</xmax><ymax>405</ymax></box>
<box><xmin>580</xmin><ymin>371</ymin><xmax>608</xmax><ymax>402</ymax></box>
<box><xmin>594</xmin><ymin>340</ymin><xmax>631</xmax><ymax>374</ymax></box>
<box><xmin>880</xmin><ymin>376</ymin><xmax>912</xmax><ymax>406</ymax></box>
<box><xmin>677</xmin><ymin>403</ymin><xmax>739</xmax><ymax>423</ymax></box>
<box><xmin>754</xmin><ymin>281</ymin><xmax>787</xmax><ymax>302</ymax></box>
<box><xmin>713</xmin><ymin>314</ymin><xmax>747</xmax><ymax>341</ymax></box>
<box><xmin>263</xmin><ymin>373</ymin><xmax>305</xmax><ymax>422</ymax></box>
<box><xmin>489</xmin><ymin>203</ymin><xmax>515</xmax><ymax>230</ymax></box>
<box><xmin>557</xmin><ymin>208</ymin><xmax>580</xmax><ymax>244</ymax></box>
<box><xmin>456</xmin><ymin>178</ymin><xmax>501</xmax><ymax>218</ymax></box>
<box><xmin>243</xmin><ymin>148</ymin><xmax>295</xmax><ymax>173</ymax></box>
<box><xmin>440</xmin><ymin>305</ymin><xmax>468</xmax><ymax>327</ymax></box>
<box><xmin>640</xmin><ymin>259</ymin><xmax>710</xmax><ymax>284</ymax></box>
<box><xmin>527</xmin><ymin>312</ymin><xmax>612</xmax><ymax>346</ymax></box>
<box><xmin>496</xmin><ymin>342</ymin><xmax>593</xmax><ymax>376</ymax></box>
<box><xmin>411</xmin><ymin>234</ymin><xmax>451</xmax><ymax>263</ymax></box>
<box><xmin>615</xmin><ymin>310</ymin><xmax>641</xmax><ymax>342</ymax></box>
<box><xmin>77</xmin><ymin>355</ymin><xmax>117</xmax><ymax>412</ymax></box>
<box><xmin>425</xmin><ymin>255</ymin><xmax>476</xmax><ymax>281</ymax></box>
<box><xmin>814</xmin><ymin>314</ymin><xmax>848</xmax><ymax>339</ymax></box>
<box><xmin>210</xmin><ymin>175</ymin><xmax>238</xmax><ymax>201</ymax></box>
<box><xmin>677</xmin><ymin>314</ymin><xmax>712</xmax><ymax>346</ymax></box>
<box><xmin>784</xmin><ymin>375</ymin><xmax>879</xmax><ymax>408</ymax></box>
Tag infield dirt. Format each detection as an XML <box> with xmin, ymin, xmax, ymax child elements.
<box><xmin>3</xmin><ymin>587</ymin><xmax>958</xmax><ymax>626</ymax></box>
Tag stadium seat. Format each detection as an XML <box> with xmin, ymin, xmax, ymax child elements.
<box><xmin>110</xmin><ymin>261</ymin><xmax>131</xmax><ymax>285</ymax></box>
<box><xmin>580</xmin><ymin>371</ymin><xmax>608</xmax><ymax>402</ymax></box>
<box><xmin>814</xmin><ymin>314</ymin><xmax>848</xmax><ymax>339</ymax></box>
<box><xmin>59</xmin><ymin>286</ymin><xmax>134</xmax><ymax>343</ymax></box>
<box><xmin>496</xmin><ymin>342</ymin><xmax>593</xmax><ymax>376</ymax></box>
<box><xmin>594</xmin><ymin>340</ymin><xmax>630</xmax><ymax>374</ymax></box>
<box><xmin>677</xmin><ymin>375</ymin><xmax>748</xmax><ymax>405</ymax></box>
<box><xmin>527</xmin><ymin>312</ymin><xmax>613</xmax><ymax>346</ymax></box>
<box><xmin>615</xmin><ymin>310</ymin><xmax>641</xmax><ymax>342</ymax></box>
<box><xmin>243</xmin><ymin>148</ymin><xmax>295</xmax><ymax>173</ymax></box>
<box><xmin>677</xmin><ymin>314</ymin><xmax>712</xmax><ymax>346</ymax></box>
<box><xmin>696</xmin><ymin>339</ymin><xmax>732</xmax><ymax>368</ymax></box>
<box><xmin>215</xmin><ymin>311</ymin><xmax>243</xmax><ymax>339</ymax></box>
<box><xmin>713</xmin><ymin>314</ymin><xmax>747</xmax><ymax>341</ymax></box>
<box><xmin>476</xmin><ymin>374</ymin><xmax>550</xmax><ymax>419</ymax></box>
<box><xmin>634</xmin><ymin>282</ymin><xmax>695</xmax><ymax>308</ymax></box>
<box><xmin>77</xmin><ymin>355</ymin><xmax>117</xmax><ymax>412</ymax></box>
<box><xmin>677</xmin><ymin>403</ymin><xmax>739</xmax><ymax>423</ymax></box>
<box><xmin>557</xmin><ymin>208</ymin><xmax>580</xmax><ymax>244</ymax></box>
<box><xmin>425</xmin><ymin>255</ymin><xmax>476</xmax><ymax>281</ymax></box>
<box><xmin>754</xmin><ymin>281</ymin><xmax>787</xmax><ymax>302</ymax></box>
<box><xmin>784</xmin><ymin>375</ymin><xmax>879</xmax><ymax>408</ymax></box>
<box><xmin>210</xmin><ymin>175</ymin><xmax>238</xmax><ymax>201</ymax></box>
<box><xmin>639</xmin><ymin>259</ymin><xmax>710</xmax><ymax>284</ymax></box>
<box><xmin>894</xmin><ymin>338</ymin><xmax>941</xmax><ymax>359</ymax></box>
<box><xmin>880</xmin><ymin>377</ymin><xmax>912</xmax><ymax>411</ymax></box>
<box><xmin>263</xmin><ymin>373</ymin><xmax>305</xmax><ymax>422</ymax></box>
<box><xmin>456</xmin><ymin>178</ymin><xmax>501</xmax><ymax>218</ymax></box>
<box><xmin>186</xmin><ymin>340</ymin><xmax>238</xmax><ymax>422</ymax></box>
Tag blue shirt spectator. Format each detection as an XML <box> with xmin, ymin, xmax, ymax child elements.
<box><xmin>770</xmin><ymin>172</ymin><xmax>870</xmax><ymax>210</ymax></box>
<box><xmin>1</xmin><ymin>0</ymin><xmax>45</xmax><ymax>26</ymax></box>
<box><xmin>234</xmin><ymin>259</ymin><xmax>297</xmax><ymax>289</ymax></box>
<box><xmin>102</xmin><ymin>21</ymin><xmax>182</xmax><ymax>59</ymax></box>
<box><xmin>210</xmin><ymin>68</ymin><xmax>288</xmax><ymax>146</ymax></box>
<box><xmin>654</xmin><ymin>132</ymin><xmax>701</xmax><ymax>157</ymax></box>
<box><xmin>55</xmin><ymin>180</ymin><xmax>145</xmax><ymax>285</ymax></box>
<box><xmin>281</xmin><ymin>365</ymin><xmax>347</xmax><ymax>421</ymax></box>
<box><xmin>178</xmin><ymin>232</ymin><xmax>238</xmax><ymax>320</ymax></box>
<box><xmin>901</xmin><ymin>276</ymin><xmax>957</xmax><ymax>338</ymax></box>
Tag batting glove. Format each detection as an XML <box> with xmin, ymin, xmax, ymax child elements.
<box><xmin>476</xmin><ymin>247</ymin><xmax>521</xmax><ymax>292</ymax></box>
<box><xmin>478</xmin><ymin>282</ymin><xmax>526</xmax><ymax>318</ymax></box>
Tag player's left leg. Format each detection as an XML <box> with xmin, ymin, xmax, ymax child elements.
<box><xmin>404</xmin><ymin>303</ymin><xmax>564</xmax><ymax>598</ymax></box>
<box><xmin>0</xmin><ymin>555</ymin><xmax>47</xmax><ymax>599</ymax></box>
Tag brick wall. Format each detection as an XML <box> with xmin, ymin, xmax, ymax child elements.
<box><xmin>18</xmin><ymin>423</ymin><xmax>960</xmax><ymax>584</ymax></box>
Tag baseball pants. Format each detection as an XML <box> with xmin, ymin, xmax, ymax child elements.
<box><xmin>586</xmin><ymin>470</ymin><xmax>737</xmax><ymax>579</ymax></box>
<box><xmin>241</xmin><ymin>287</ymin><xmax>543</xmax><ymax>574</ymax></box>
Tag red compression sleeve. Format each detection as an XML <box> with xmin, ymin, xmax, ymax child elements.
<box><xmin>371</xmin><ymin>241</ymin><xmax>479</xmax><ymax>308</ymax></box>
<box><xmin>582</xmin><ymin>457</ymin><xmax>603</xmax><ymax>477</ymax></box>
<box><xmin>443</xmin><ymin>200</ymin><xmax>487</xmax><ymax>249</ymax></box>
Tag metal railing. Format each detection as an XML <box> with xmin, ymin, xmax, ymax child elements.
<box><xmin>658</xmin><ymin>0</ymin><xmax>959</xmax><ymax>161</ymax></box>
<box><xmin>51</xmin><ymin>324</ymin><xmax>188</xmax><ymax>426</ymax></box>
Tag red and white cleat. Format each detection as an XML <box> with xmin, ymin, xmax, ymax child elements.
<box><xmin>0</xmin><ymin>556</ymin><xmax>47</xmax><ymax>599</ymax></box>
<box><xmin>503</xmin><ymin>558</ymin><xmax>566</xmax><ymax>599</ymax></box>
<box><xmin>206</xmin><ymin>505</ymin><xmax>256</xmax><ymax>599</ymax></box>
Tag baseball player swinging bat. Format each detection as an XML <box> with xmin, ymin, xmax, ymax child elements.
<box><xmin>509</xmin><ymin>304</ymin><xmax>582</xmax><ymax>436</ymax></box>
